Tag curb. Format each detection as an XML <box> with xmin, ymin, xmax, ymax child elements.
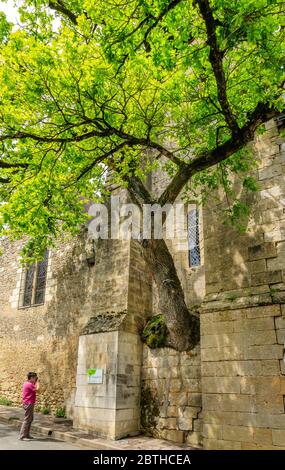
<box><xmin>0</xmin><ymin>410</ymin><xmax>197</xmax><ymax>451</ymax></box>
<box><xmin>0</xmin><ymin>415</ymin><xmax>127</xmax><ymax>450</ymax></box>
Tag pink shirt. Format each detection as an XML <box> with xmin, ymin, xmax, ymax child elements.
<box><xmin>22</xmin><ymin>381</ymin><xmax>36</xmax><ymax>405</ymax></box>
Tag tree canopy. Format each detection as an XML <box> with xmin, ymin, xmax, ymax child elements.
<box><xmin>0</xmin><ymin>0</ymin><xmax>284</xmax><ymax>260</ymax></box>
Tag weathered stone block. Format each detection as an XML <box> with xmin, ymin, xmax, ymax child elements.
<box><xmin>203</xmin><ymin>438</ymin><xmax>242</xmax><ymax>450</ymax></box>
<box><xmin>275</xmin><ymin>315</ymin><xmax>285</xmax><ymax>329</ymax></box>
<box><xmin>183</xmin><ymin>378</ymin><xmax>201</xmax><ymax>392</ymax></box>
<box><xmin>203</xmin><ymin>423</ymin><xmax>223</xmax><ymax>439</ymax></box>
<box><xmin>245</xmin><ymin>305</ymin><xmax>281</xmax><ymax>318</ymax></box>
<box><xmin>255</xmin><ymin>394</ymin><xmax>285</xmax><ymax>414</ymax></box>
<box><xmin>253</xmin><ymin>428</ymin><xmax>273</xmax><ymax>445</ymax></box>
<box><xmin>276</xmin><ymin>329</ymin><xmax>285</xmax><ymax>344</ymax></box>
<box><xmin>201</xmin><ymin>321</ymin><xmax>234</xmax><ymax>335</ymax></box>
<box><xmin>240</xmin><ymin>376</ymin><xmax>281</xmax><ymax>395</ymax></box>
<box><xmin>245</xmin><ymin>345</ymin><xmax>283</xmax><ymax>360</ymax></box>
<box><xmin>248</xmin><ymin>242</ymin><xmax>277</xmax><ymax>261</ymax></box>
<box><xmin>202</xmin><ymin>377</ymin><xmax>241</xmax><ymax>394</ymax></box>
<box><xmin>177</xmin><ymin>406</ymin><xmax>199</xmax><ymax>431</ymax></box>
<box><xmin>223</xmin><ymin>425</ymin><xmax>254</xmax><ymax>442</ymax></box>
<box><xmin>272</xmin><ymin>430</ymin><xmax>285</xmax><ymax>447</ymax></box>
<box><xmin>203</xmin><ymin>393</ymin><xmax>256</xmax><ymax>413</ymax></box>
<box><xmin>168</xmin><ymin>391</ymin><xmax>188</xmax><ymax>406</ymax></box>
<box><xmin>234</xmin><ymin>317</ymin><xmax>275</xmax><ymax>333</ymax></box>
<box><xmin>258</xmin><ymin>164</ymin><xmax>282</xmax><ymax>181</ymax></box>
<box><xmin>157</xmin><ymin>417</ymin><xmax>177</xmax><ymax>430</ymax></box>
<box><xmin>248</xmin><ymin>259</ymin><xmax>267</xmax><ymax>274</ymax></box>
<box><xmin>159</xmin><ymin>429</ymin><xmax>184</xmax><ymax>444</ymax></box>
<box><xmin>188</xmin><ymin>393</ymin><xmax>202</xmax><ymax>407</ymax></box>
<box><xmin>251</xmin><ymin>270</ymin><xmax>282</xmax><ymax>286</ymax></box>
<box><xmin>201</xmin><ymin>333</ymin><xmax>242</xmax><ymax>349</ymax></box>
<box><xmin>244</xmin><ymin>330</ymin><xmax>277</xmax><ymax>346</ymax></box>
<box><xmin>262</xmin><ymin>360</ymin><xmax>281</xmax><ymax>376</ymax></box>
<box><xmin>166</xmin><ymin>406</ymin><xmax>178</xmax><ymax>418</ymax></box>
<box><xmin>186</xmin><ymin>431</ymin><xmax>203</xmax><ymax>447</ymax></box>
<box><xmin>279</xmin><ymin>359</ymin><xmax>285</xmax><ymax>375</ymax></box>
<box><xmin>201</xmin><ymin>346</ymin><xmax>244</xmax><ymax>362</ymax></box>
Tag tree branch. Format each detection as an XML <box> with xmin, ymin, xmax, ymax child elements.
<box><xmin>75</xmin><ymin>141</ymin><xmax>128</xmax><ymax>183</ymax></box>
<box><xmin>0</xmin><ymin>177</ymin><xmax>10</xmax><ymax>183</ymax></box>
<box><xmin>0</xmin><ymin>160</ymin><xmax>28</xmax><ymax>169</ymax></box>
<box><xmin>48</xmin><ymin>1</ymin><xmax>78</xmax><ymax>25</ymax></box>
<box><xmin>125</xmin><ymin>175</ymin><xmax>154</xmax><ymax>208</ymax></box>
<box><xmin>115</xmin><ymin>0</ymin><xmax>185</xmax><ymax>70</ymax></box>
<box><xmin>0</xmin><ymin>129</ymin><xmax>113</xmax><ymax>143</ymax></box>
<box><xmin>197</xmin><ymin>0</ymin><xmax>239</xmax><ymax>134</ymax></box>
<box><xmin>0</xmin><ymin>123</ymin><xmax>182</xmax><ymax>168</ymax></box>
<box><xmin>158</xmin><ymin>102</ymin><xmax>282</xmax><ymax>205</ymax></box>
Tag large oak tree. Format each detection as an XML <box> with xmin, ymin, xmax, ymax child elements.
<box><xmin>0</xmin><ymin>0</ymin><xmax>284</xmax><ymax>350</ymax></box>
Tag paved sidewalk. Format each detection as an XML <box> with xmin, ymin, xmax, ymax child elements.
<box><xmin>0</xmin><ymin>405</ymin><xmax>194</xmax><ymax>450</ymax></box>
<box><xmin>0</xmin><ymin>423</ymin><xmax>84</xmax><ymax>450</ymax></box>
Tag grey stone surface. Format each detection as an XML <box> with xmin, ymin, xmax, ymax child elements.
<box><xmin>0</xmin><ymin>423</ymin><xmax>84</xmax><ymax>450</ymax></box>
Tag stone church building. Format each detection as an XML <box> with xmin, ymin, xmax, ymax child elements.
<box><xmin>0</xmin><ymin>118</ymin><xmax>285</xmax><ymax>450</ymax></box>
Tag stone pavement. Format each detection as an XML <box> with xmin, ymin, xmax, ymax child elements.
<box><xmin>0</xmin><ymin>405</ymin><xmax>195</xmax><ymax>450</ymax></box>
<box><xmin>0</xmin><ymin>423</ymin><xmax>84</xmax><ymax>450</ymax></box>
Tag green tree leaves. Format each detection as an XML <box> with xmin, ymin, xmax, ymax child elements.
<box><xmin>0</xmin><ymin>0</ymin><xmax>283</xmax><ymax>260</ymax></box>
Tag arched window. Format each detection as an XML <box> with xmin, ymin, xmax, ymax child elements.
<box><xmin>188</xmin><ymin>208</ymin><xmax>201</xmax><ymax>267</ymax></box>
<box><xmin>19</xmin><ymin>250</ymin><xmax>49</xmax><ymax>308</ymax></box>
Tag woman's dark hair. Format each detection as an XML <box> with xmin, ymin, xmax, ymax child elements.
<box><xmin>27</xmin><ymin>372</ymin><xmax>37</xmax><ymax>380</ymax></box>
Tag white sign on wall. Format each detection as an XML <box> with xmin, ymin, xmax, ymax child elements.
<box><xmin>87</xmin><ymin>368</ymin><xmax>104</xmax><ymax>384</ymax></box>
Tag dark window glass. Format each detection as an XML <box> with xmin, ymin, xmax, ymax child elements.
<box><xmin>20</xmin><ymin>251</ymin><xmax>49</xmax><ymax>308</ymax></box>
<box><xmin>22</xmin><ymin>264</ymin><xmax>35</xmax><ymax>307</ymax></box>
<box><xmin>188</xmin><ymin>209</ymin><xmax>201</xmax><ymax>267</ymax></box>
<box><xmin>34</xmin><ymin>250</ymin><xmax>49</xmax><ymax>305</ymax></box>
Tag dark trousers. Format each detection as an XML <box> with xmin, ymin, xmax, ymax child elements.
<box><xmin>19</xmin><ymin>404</ymin><xmax>34</xmax><ymax>439</ymax></box>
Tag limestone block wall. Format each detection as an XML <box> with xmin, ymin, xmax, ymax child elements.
<box><xmin>0</xmin><ymin>231</ymin><xmax>131</xmax><ymax>417</ymax></box>
<box><xmin>73</xmin><ymin>330</ymin><xmax>142</xmax><ymax>439</ymax></box>
<box><xmin>203</xmin><ymin>120</ymin><xmax>285</xmax><ymax>299</ymax></box>
<box><xmin>125</xmin><ymin>240</ymin><xmax>153</xmax><ymax>334</ymax></box>
<box><xmin>73</xmin><ymin>225</ymin><xmax>152</xmax><ymax>439</ymax></box>
<box><xmin>201</xmin><ymin>304</ymin><xmax>285</xmax><ymax>450</ymax></box>
<box><xmin>201</xmin><ymin>119</ymin><xmax>285</xmax><ymax>449</ymax></box>
<box><xmin>0</xmin><ymin>234</ymin><xmax>91</xmax><ymax>414</ymax></box>
<box><xmin>142</xmin><ymin>345</ymin><xmax>202</xmax><ymax>446</ymax></box>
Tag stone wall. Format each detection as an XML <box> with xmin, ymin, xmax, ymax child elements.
<box><xmin>201</xmin><ymin>119</ymin><xmax>285</xmax><ymax>449</ymax></box>
<box><xmin>0</xmin><ymin>227</ymin><xmax>131</xmax><ymax>417</ymax></box>
<box><xmin>142</xmin><ymin>345</ymin><xmax>202</xmax><ymax>446</ymax></box>
<box><xmin>73</xmin><ymin>330</ymin><xmax>142</xmax><ymax>439</ymax></box>
<box><xmin>201</xmin><ymin>304</ymin><xmax>285</xmax><ymax>449</ymax></box>
<box><xmin>72</xmin><ymin>236</ymin><xmax>151</xmax><ymax>439</ymax></box>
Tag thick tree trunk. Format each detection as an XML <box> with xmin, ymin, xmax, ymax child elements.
<box><xmin>139</xmin><ymin>237</ymin><xmax>200</xmax><ymax>351</ymax></box>
<box><xmin>125</xmin><ymin>176</ymin><xmax>200</xmax><ymax>351</ymax></box>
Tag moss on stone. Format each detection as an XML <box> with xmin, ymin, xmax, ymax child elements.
<box><xmin>141</xmin><ymin>314</ymin><xmax>168</xmax><ymax>349</ymax></box>
<box><xmin>140</xmin><ymin>386</ymin><xmax>160</xmax><ymax>436</ymax></box>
